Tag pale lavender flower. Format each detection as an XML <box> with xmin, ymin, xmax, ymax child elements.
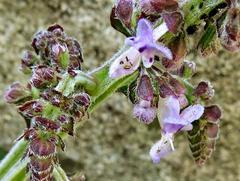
<box><xmin>126</xmin><ymin>19</ymin><xmax>172</xmax><ymax>68</ymax></box>
<box><xmin>158</xmin><ymin>96</ymin><xmax>204</xmax><ymax>134</ymax></box>
<box><xmin>109</xmin><ymin>19</ymin><xmax>172</xmax><ymax>78</ymax></box>
<box><xmin>133</xmin><ymin>99</ymin><xmax>157</xmax><ymax>124</ymax></box>
<box><xmin>149</xmin><ymin>96</ymin><xmax>204</xmax><ymax>163</ymax></box>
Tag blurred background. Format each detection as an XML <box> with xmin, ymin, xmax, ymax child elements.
<box><xmin>0</xmin><ymin>0</ymin><xmax>239</xmax><ymax>180</ymax></box>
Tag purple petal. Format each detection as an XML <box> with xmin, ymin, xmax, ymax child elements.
<box><xmin>109</xmin><ymin>49</ymin><xmax>141</xmax><ymax>78</ymax></box>
<box><xmin>154</xmin><ymin>43</ymin><xmax>173</xmax><ymax>59</ymax></box>
<box><xmin>163</xmin><ymin>122</ymin><xmax>183</xmax><ymax>133</ymax></box>
<box><xmin>149</xmin><ymin>134</ymin><xmax>174</xmax><ymax>164</ymax></box>
<box><xmin>136</xmin><ymin>19</ymin><xmax>154</xmax><ymax>42</ymax></box>
<box><xmin>180</xmin><ymin>104</ymin><xmax>204</xmax><ymax>124</ymax></box>
<box><xmin>158</xmin><ymin>96</ymin><xmax>181</xmax><ymax>123</ymax></box>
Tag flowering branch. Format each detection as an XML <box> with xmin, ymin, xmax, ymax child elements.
<box><xmin>0</xmin><ymin>0</ymin><xmax>239</xmax><ymax>180</ymax></box>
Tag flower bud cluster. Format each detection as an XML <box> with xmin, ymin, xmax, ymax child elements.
<box><xmin>4</xmin><ymin>24</ymin><xmax>90</xmax><ymax>181</ymax></box>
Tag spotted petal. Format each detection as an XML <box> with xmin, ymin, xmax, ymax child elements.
<box><xmin>109</xmin><ymin>48</ymin><xmax>141</xmax><ymax>78</ymax></box>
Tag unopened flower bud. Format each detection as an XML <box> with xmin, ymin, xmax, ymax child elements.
<box><xmin>20</xmin><ymin>51</ymin><xmax>38</xmax><ymax>74</ymax></box>
<box><xmin>73</xmin><ymin>93</ymin><xmax>91</xmax><ymax>109</ymax></box>
<box><xmin>47</xmin><ymin>24</ymin><xmax>64</xmax><ymax>33</ymax></box>
<box><xmin>194</xmin><ymin>81</ymin><xmax>215</xmax><ymax>100</ymax></box>
<box><xmin>29</xmin><ymin>157</ymin><xmax>53</xmax><ymax>180</ymax></box>
<box><xmin>115</xmin><ymin>0</ymin><xmax>133</xmax><ymax>27</ymax></box>
<box><xmin>137</xmin><ymin>74</ymin><xmax>154</xmax><ymax>101</ymax></box>
<box><xmin>168</xmin><ymin>76</ymin><xmax>185</xmax><ymax>96</ymax></box>
<box><xmin>162</xmin><ymin>36</ymin><xmax>187</xmax><ymax>70</ymax></box>
<box><xmin>58</xmin><ymin>115</ymin><xmax>74</xmax><ymax>136</ymax></box>
<box><xmin>18</xmin><ymin>101</ymin><xmax>43</xmax><ymax>118</ymax></box>
<box><xmin>34</xmin><ymin>116</ymin><xmax>61</xmax><ymax>131</ymax></box>
<box><xmin>30</xmin><ymin>66</ymin><xmax>56</xmax><ymax>88</ymax></box>
<box><xmin>177</xmin><ymin>60</ymin><xmax>196</xmax><ymax>79</ymax></box>
<box><xmin>219</xmin><ymin>8</ymin><xmax>240</xmax><ymax>52</ymax></box>
<box><xmin>150</xmin><ymin>0</ymin><xmax>179</xmax><ymax>13</ymax></box>
<box><xmin>140</xmin><ymin>0</ymin><xmax>157</xmax><ymax>14</ymax></box>
<box><xmin>133</xmin><ymin>99</ymin><xmax>156</xmax><ymax>124</ymax></box>
<box><xmin>4</xmin><ymin>82</ymin><xmax>31</xmax><ymax>104</ymax></box>
<box><xmin>31</xmin><ymin>30</ymin><xmax>49</xmax><ymax>55</ymax></box>
<box><xmin>66</xmin><ymin>38</ymin><xmax>83</xmax><ymax>71</ymax></box>
<box><xmin>161</xmin><ymin>11</ymin><xmax>183</xmax><ymax>33</ymax></box>
<box><xmin>30</xmin><ymin>137</ymin><xmax>56</xmax><ymax>158</ymax></box>
<box><xmin>203</xmin><ymin>105</ymin><xmax>222</xmax><ymax>123</ymax></box>
<box><xmin>157</xmin><ymin>77</ymin><xmax>175</xmax><ymax>98</ymax></box>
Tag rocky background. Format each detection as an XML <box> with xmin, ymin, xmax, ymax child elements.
<box><xmin>0</xmin><ymin>0</ymin><xmax>239</xmax><ymax>180</ymax></box>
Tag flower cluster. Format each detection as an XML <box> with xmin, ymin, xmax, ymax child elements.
<box><xmin>109</xmin><ymin>0</ymin><xmax>224</xmax><ymax>165</ymax></box>
<box><xmin>4</xmin><ymin>24</ymin><xmax>90</xmax><ymax>181</ymax></box>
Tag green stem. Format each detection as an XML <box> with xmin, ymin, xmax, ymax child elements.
<box><xmin>0</xmin><ymin>140</ymin><xmax>27</xmax><ymax>179</ymax></box>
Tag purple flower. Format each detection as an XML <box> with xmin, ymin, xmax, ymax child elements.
<box><xmin>149</xmin><ymin>96</ymin><xmax>204</xmax><ymax>163</ymax></box>
<box><xmin>158</xmin><ymin>96</ymin><xmax>204</xmax><ymax>134</ymax></box>
<box><xmin>149</xmin><ymin>133</ymin><xmax>174</xmax><ymax>163</ymax></box>
<box><xmin>133</xmin><ymin>99</ymin><xmax>157</xmax><ymax>124</ymax></box>
<box><xmin>109</xmin><ymin>19</ymin><xmax>172</xmax><ymax>78</ymax></box>
<box><xmin>126</xmin><ymin>19</ymin><xmax>172</xmax><ymax>68</ymax></box>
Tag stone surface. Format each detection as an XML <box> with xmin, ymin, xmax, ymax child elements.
<box><xmin>0</xmin><ymin>0</ymin><xmax>240</xmax><ymax>180</ymax></box>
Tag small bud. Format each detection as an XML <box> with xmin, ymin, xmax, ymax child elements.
<box><xmin>219</xmin><ymin>8</ymin><xmax>240</xmax><ymax>52</ymax></box>
<box><xmin>47</xmin><ymin>24</ymin><xmax>64</xmax><ymax>33</ymax></box>
<box><xmin>20</xmin><ymin>51</ymin><xmax>38</xmax><ymax>74</ymax></box>
<box><xmin>66</xmin><ymin>38</ymin><xmax>83</xmax><ymax>71</ymax></box>
<box><xmin>4</xmin><ymin>82</ymin><xmax>31</xmax><ymax>104</ymax></box>
<box><xmin>30</xmin><ymin>157</ymin><xmax>53</xmax><ymax>173</ymax></box>
<box><xmin>30</xmin><ymin>137</ymin><xmax>56</xmax><ymax>158</ymax></box>
<box><xmin>34</xmin><ymin>117</ymin><xmax>61</xmax><ymax>131</ymax></box>
<box><xmin>133</xmin><ymin>99</ymin><xmax>156</xmax><ymax>124</ymax></box>
<box><xmin>137</xmin><ymin>74</ymin><xmax>154</xmax><ymax>101</ymax></box>
<box><xmin>115</xmin><ymin>0</ymin><xmax>133</xmax><ymax>27</ymax></box>
<box><xmin>162</xmin><ymin>36</ymin><xmax>187</xmax><ymax>70</ymax></box>
<box><xmin>18</xmin><ymin>101</ymin><xmax>43</xmax><ymax>118</ymax></box>
<box><xmin>161</xmin><ymin>11</ymin><xmax>183</xmax><ymax>33</ymax></box>
<box><xmin>30</xmin><ymin>66</ymin><xmax>56</xmax><ymax>88</ymax></box>
<box><xmin>177</xmin><ymin>60</ymin><xmax>196</xmax><ymax>79</ymax></box>
<box><xmin>203</xmin><ymin>105</ymin><xmax>222</xmax><ymax>123</ymax></box>
<box><xmin>194</xmin><ymin>81</ymin><xmax>215</xmax><ymax>100</ymax></box>
<box><xmin>140</xmin><ymin>0</ymin><xmax>158</xmax><ymax>15</ymax></box>
<box><xmin>58</xmin><ymin>115</ymin><xmax>74</xmax><ymax>136</ymax></box>
<box><xmin>168</xmin><ymin>76</ymin><xmax>185</xmax><ymax>96</ymax></box>
<box><xmin>31</xmin><ymin>30</ymin><xmax>49</xmax><ymax>55</ymax></box>
<box><xmin>73</xmin><ymin>93</ymin><xmax>91</xmax><ymax>109</ymax></box>
<box><xmin>150</xmin><ymin>0</ymin><xmax>179</xmax><ymax>13</ymax></box>
<box><xmin>156</xmin><ymin>77</ymin><xmax>175</xmax><ymax>98</ymax></box>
